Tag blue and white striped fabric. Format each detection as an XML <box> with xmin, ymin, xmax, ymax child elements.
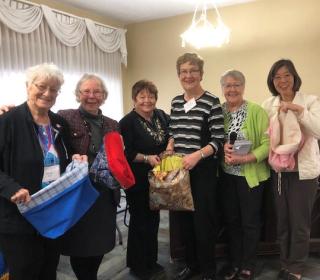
<box><xmin>17</xmin><ymin>161</ymin><xmax>99</xmax><ymax>239</ymax></box>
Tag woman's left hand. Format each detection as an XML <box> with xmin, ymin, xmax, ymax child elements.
<box><xmin>225</xmin><ymin>152</ymin><xmax>245</xmax><ymax>165</ymax></box>
<box><xmin>72</xmin><ymin>154</ymin><xmax>88</xmax><ymax>162</ymax></box>
<box><xmin>182</xmin><ymin>152</ymin><xmax>201</xmax><ymax>170</ymax></box>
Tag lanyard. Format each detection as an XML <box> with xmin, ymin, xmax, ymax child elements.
<box><xmin>38</xmin><ymin>125</ymin><xmax>54</xmax><ymax>156</ymax></box>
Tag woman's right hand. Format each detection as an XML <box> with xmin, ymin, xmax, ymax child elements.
<box><xmin>279</xmin><ymin>101</ymin><xmax>304</xmax><ymax>115</ymax></box>
<box><xmin>224</xmin><ymin>143</ymin><xmax>234</xmax><ymax>156</ymax></box>
<box><xmin>11</xmin><ymin>188</ymin><xmax>31</xmax><ymax>204</ymax></box>
<box><xmin>72</xmin><ymin>154</ymin><xmax>88</xmax><ymax>162</ymax></box>
<box><xmin>0</xmin><ymin>104</ymin><xmax>15</xmax><ymax>115</ymax></box>
<box><xmin>146</xmin><ymin>155</ymin><xmax>161</xmax><ymax>167</ymax></box>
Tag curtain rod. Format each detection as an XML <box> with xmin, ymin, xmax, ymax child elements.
<box><xmin>14</xmin><ymin>0</ymin><xmax>124</xmax><ymax>31</ymax></box>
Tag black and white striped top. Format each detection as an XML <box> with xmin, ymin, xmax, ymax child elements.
<box><xmin>169</xmin><ymin>91</ymin><xmax>224</xmax><ymax>155</ymax></box>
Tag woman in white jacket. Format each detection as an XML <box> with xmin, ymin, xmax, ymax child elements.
<box><xmin>262</xmin><ymin>59</ymin><xmax>320</xmax><ymax>280</ymax></box>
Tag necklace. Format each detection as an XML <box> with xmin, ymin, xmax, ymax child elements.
<box><xmin>137</xmin><ymin>112</ymin><xmax>166</xmax><ymax>145</ymax></box>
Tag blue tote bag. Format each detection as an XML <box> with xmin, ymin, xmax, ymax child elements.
<box><xmin>17</xmin><ymin>161</ymin><xmax>99</xmax><ymax>239</ymax></box>
<box><xmin>0</xmin><ymin>253</ymin><xmax>8</xmax><ymax>280</ymax></box>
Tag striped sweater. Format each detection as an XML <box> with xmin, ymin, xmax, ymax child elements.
<box><xmin>169</xmin><ymin>91</ymin><xmax>224</xmax><ymax>155</ymax></box>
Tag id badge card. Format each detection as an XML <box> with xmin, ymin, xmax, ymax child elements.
<box><xmin>43</xmin><ymin>165</ymin><xmax>60</xmax><ymax>183</ymax></box>
<box><xmin>184</xmin><ymin>98</ymin><xmax>196</xmax><ymax>113</ymax></box>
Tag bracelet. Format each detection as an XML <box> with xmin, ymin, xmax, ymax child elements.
<box><xmin>199</xmin><ymin>149</ymin><xmax>205</xmax><ymax>159</ymax></box>
<box><xmin>143</xmin><ymin>154</ymin><xmax>148</xmax><ymax>163</ymax></box>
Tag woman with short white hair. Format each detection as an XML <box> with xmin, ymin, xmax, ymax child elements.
<box><xmin>219</xmin><ymin>70</ymin><xmax>270</xmax><ymax>280</ymax></box>
<box><xmin>0</xmin><ymin>63</ymin><xmax>73</xmax><ymax>280</ymax></box>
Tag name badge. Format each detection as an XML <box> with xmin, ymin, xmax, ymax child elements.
<box><xmin>184</xmin><ymin>98</ymin><xmax>196</xmax><ymax>113</ymax></box>
<box><xmin>43</xmin><ymin>165</ymin><xmax>60</xmax><ymax>183</ymax></box>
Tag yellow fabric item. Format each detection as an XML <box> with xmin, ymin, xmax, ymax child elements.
<box><xmin>153</xmin><ymin>155</ymin><xmax>183</xmax><ymax>172</ymax></box>
<box><xmin>0</xmin><ymin>273</ymin><xmax>9</xmax><ymax>280</ymax></box>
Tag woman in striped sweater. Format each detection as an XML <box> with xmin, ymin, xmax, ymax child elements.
<box><xmin>167</xmin><ymin>53</ymin><xmax>224</xmax><ymax>280</ymax></box>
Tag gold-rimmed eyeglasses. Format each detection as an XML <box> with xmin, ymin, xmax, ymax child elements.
<box><xmin>223</xmin><ymin>83</ymin><xmax>243</xmax><ymax>90</ymax></box>
<box><xmin>179</xmin><ymin>69</ymin><xmax>201</xmax><ymax>77</ymax></box>
<box><xmin>33</xmin><ymin>83</ymin><xmax>60</xmax><ymax>95</ymax></box>
<box><xmin>79</xmin><ymin>89</ymin><xmax>104</xmax><ymax>97</ymax></box>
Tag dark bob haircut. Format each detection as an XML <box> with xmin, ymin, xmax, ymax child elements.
<box><xmin>132</xmin><ymin>79</ymin><xmax>158</xmax><ymax>101</ymax></box>
<box><xmin>267</xmin><ymin>59</ymin><xmax>302</xmax><ymax>96</ymax></box>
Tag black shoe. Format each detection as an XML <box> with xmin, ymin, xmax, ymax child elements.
<box><xmin>149</xmin><ymin>263</ymin><xmax>165</xmax><ymax>275</ymax></box>
<box><xmin>278</xmin><ymin>269</ymin><xmax>289</xmax><ymax>279</ymax></box>
<box><xmin>174</xmin><ymin>266</ymin><xmax>198</xmax><ymax>280</ymax></box>
<box><xmin>202</xmin><ymin>275</ymin><xmax>216</xmax><ymax>280</ymax></box>
<box><xmin>130</xmin><ymin>268</ymin><xmax>152</xmax><ymax>280</ymax></box>
<box><xmin>219</xmin><ymin>266</ymin><xmax>239</xmax><ymax>280</ymax></box>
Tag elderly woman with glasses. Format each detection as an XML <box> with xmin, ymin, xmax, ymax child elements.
<box><xmin>57</xmin><ymin>74</ymin><xmax>120</xmax><ymax>280</ymax></box>
<box><xmin>0</xmin><ymin>63</ymin><xmax>74</xmax><ymax>280</ymax></box>
<box><xmin>0</xmin><ymin>72</ymin><xmax>119</xmax><ymax>280</ymax></box>
<box><xmin>219</xmin><ymin>70</ymin><xmax>270</xmax><ymax>280</ymax></box>
<box><xmin>262</xmin><ymin>59</ymin><xmax>320</xmax><ymax>280</ymax></box>
<box><xmin>167</xmin><ymin>53</ymin><xmax>224</xmax><ymax>280</ymax></box>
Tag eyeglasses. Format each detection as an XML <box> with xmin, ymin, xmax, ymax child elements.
<box><xmin>223</xmin><ymin>83</ymin><xmax>243</xmax><ymax>90</ymax></box>
<box><xmin>273</xmin><ymin>73</ymin><xmax>292</xmax><ymax>82</ymax></box>
<box><xmin>179</xmin><ymin>69</ymin><xmax>201</xmax><ymax>77</ymax></box>
<box><xmin>33</xmin><ymin>83</ymin><xmax>60</xmax><ymax>95</ymax></box>
<box><xmin>79</xmin><ymin>89</ymin><xmax>104</xmax><ymax>97</ymax></box>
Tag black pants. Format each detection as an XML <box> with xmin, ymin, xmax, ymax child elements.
<box><xmin>176</xmin><ymin>158</ymin><xmax>218</xmax><ymax>276</ymax></box>
<box><xmin>70</xmin><ymin>255</ymin><xmax>104</xmax><ymax>280</ymax></box>
<box><xmin>220</xmin><ymin>172</ymin><xmax>265</xmax><ymax>271</ymax></box>
<box><xmin>126</xmin><ymin>188</ymin><xmax>160</xmax><ymax>273</ymax></box>
<box><xmin>0</xmin><ymin>233</ymin><xmax>59</xmax><ymax>280</ymax></box>
<box><xmin>272</xmin><ymin>171</ymin><xmax>318</xmax><ymax>274</ymax></box>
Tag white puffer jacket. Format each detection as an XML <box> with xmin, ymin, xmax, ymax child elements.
<box><xmin>262</xmin><ymin>92</ymin><xmax>320</xmax><ymax>180</ymax></box>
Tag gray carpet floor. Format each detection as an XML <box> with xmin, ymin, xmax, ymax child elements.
<box><xmin>57</xmin><ymin>201</ymin><xmax>320</xmax><ymax>280</ymax></box>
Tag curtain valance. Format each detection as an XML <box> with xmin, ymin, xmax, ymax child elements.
<box><xmin>0</xmin><ymin>1</ymin><xmax>127</xmax><ymax>65</ymax></box>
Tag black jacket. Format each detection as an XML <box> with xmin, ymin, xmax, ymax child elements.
<box><xmin>0</xmin><ymin>102</ymin><xmax>71</xmax><ymax>234</ymax></box>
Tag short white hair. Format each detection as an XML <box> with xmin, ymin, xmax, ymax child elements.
<box><xmin>74</xmin><ymin>73</ymin><xmax>108</xmax><ymax>103</ymax></box>
<box><xmin>220</xmin><ymin>69</ymin><xmax>246</xmax><ymax>86</ymax></box>
<box><xmin>26</xmin><ymin>63</ymin><xmax>64</xmax><ymax>87</ymax></box>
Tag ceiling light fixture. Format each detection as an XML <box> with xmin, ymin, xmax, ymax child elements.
<box><xmin>181</xmin><ymin>0</ymin><xmax>230</xmax><ymax>49</ymax></box>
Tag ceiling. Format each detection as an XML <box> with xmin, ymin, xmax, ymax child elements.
<box><xmin>55</xmin><ymin>0</ymin><xmax>254</xmax><ymax>25</ymax></box>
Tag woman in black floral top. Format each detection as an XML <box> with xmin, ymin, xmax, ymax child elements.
<box><xmin>119</xmin><ymin>80</ymin><xmax>170</xmax><ymax>280</ymax></box>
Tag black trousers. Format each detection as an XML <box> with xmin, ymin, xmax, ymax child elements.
<box><xmin>0</xmin><ymin>233</ymin><xmax>59</xmax><ymax>280</ymax></box>
<box><xmin>272</xmin><ymin>171</ymin><xmax>318</xmax><ymax>274</ymax></box>
<box><xmin>176</xmin><ymin>158</ymin><xmax>218</xmax><ymax>277</ymax></box>
<box><xmin>220</xmin><ymin>172</ymin><xmax>265</xmax><ymax>271</ymax></box>
<box><xmin>126</xmin><ymin>188</ymin><xmax>160</xmax><ymax>273</ymax></box>
<box><xmin>70</xmin><ymin>255</ymin><xmax>104</xmax><ymax>280</ymax></box>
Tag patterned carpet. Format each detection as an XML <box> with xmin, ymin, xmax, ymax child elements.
<box><xmin>57</xmin><ymin>197</ymin><xmax>320</xmax><ymax>280</ymax></box>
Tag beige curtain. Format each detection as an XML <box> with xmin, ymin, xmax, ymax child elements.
<box><xmin>0</xmin><ymin>0</ymin><xmax>125</xmax><ymax>119</ymax></box>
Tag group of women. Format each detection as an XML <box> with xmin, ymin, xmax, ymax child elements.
<box><xmin>0</xmin><ymin>66</ymin><xmax>119</xmax><ymax>280</ymax></box>
<box><xmin>122</xmin><ymin>55</ymin><xmax>320</xmax><ymax>280</ymax></box>
<box><xmin>0</xmin><ymin>54</ymin><xmax>319</xmax><ymax>280</ymax></box>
